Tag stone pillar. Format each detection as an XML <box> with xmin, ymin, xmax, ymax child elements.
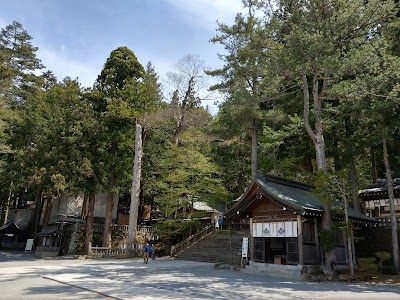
<box><xmin>297</xmin><ymin>215</ymin><xmax>304</xmax><ymax>265</ymax></box>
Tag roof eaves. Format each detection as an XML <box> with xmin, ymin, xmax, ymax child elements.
<box><xmin>257</xmin><ymin>179</ymin><xmax>324</xmax><ymax>213</ymax></box>
<box><xmin>257</xmin><ymin>183</ymin><xmax>305</xmax><ymax>215</ymax></box>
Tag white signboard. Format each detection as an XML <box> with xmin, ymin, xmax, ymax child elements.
<box><xmin>252</xmin><ymin>221</ymin><xmax>298</xmax><ymax>238</ymax></box>
<box><xmin>25</xmin><ymin>239</ymin><xmax>34</xmax><ymax>251</ymax></box>
<box><xmin>242</xmin><ymin>237</ymin><xmax>249</xmax><ymax>258</ymax></box>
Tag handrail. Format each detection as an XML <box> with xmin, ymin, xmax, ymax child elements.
<box><xmin>170</xmin><ymin>225</ymin><xmax>214</xmax><ymax>257</ymax></box>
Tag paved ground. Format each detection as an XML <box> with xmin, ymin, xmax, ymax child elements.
<box><xmin>0</xmin><ymin>251</ymin><xmax>399</xmax><ymax>300</ymax></box>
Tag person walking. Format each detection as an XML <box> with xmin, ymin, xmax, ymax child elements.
<box><xmin>214</xmin><ymin>215</ymin><xmax>220</xmax><ymax>231</ymax></box>
<box><xmin>143</xmin><ymin>242</ymin><xmax>151</xmax><ymax>264</ymax></box>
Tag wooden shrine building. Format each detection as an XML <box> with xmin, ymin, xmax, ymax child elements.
<box><xmin>359</xmin><ymin>179</ymin><xmax>400</xmax><ymax>225</ymax></box>
<box><xmin>224</xmin><ymin>174</ymin><xmax>377</xmax><ymax>273</ymax></box>
<box><xmin>35</xmin><ymin>226</ymin><xmax>63</xmax><ymax>258</ymax></box>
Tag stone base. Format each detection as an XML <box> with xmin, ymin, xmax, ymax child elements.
<box><xmin>34</xmin><ymin>251</ymin><xmax>59</xmax><ymax>258</ymax></box>
<box><xmin>242</xmin><ymin>261</ymin><xmax>307</xmax><ymax>281</ymax></box>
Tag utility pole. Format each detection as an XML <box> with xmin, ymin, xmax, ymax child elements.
<box><xmin>126</xmin><ymin>124</ymin><xmax>143</xmax><ymax>257</ymax></box>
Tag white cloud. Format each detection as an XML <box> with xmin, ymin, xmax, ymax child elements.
<box><xmin>0</xmin><ymin>17</ymin><xmax>7</xmax><ymax>29</ymax></box>
<box><xmin>164</xmin><ymin>0</ymin><xmax>245</xmax><ymax>29</ymax></box>
<box><xmin>37</xmin><ymin>46</ymin><xmax>99</xmax><ymax>88</ymax></box>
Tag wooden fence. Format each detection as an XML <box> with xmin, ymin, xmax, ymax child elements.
<box><xmin>1</xmin><ymin>242</ymin><xmax>25</xmax><ymax>250</ymax></box>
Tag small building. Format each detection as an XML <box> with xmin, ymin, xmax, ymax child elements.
<box><xmin>43</xmin><ymin>191</ymin><xmax>119</xmax><ymax>227</ymax></box>
<box><xmin>35</xmin><ymin>226</ymin><xmax>63</xmax><ymax>257</ymax></box>
<box><xmin>0</xmin><ymin>221</ymin><xmax>26</xmax><ymax>250</ymax></box>
<box><xmin>224</xmin><ymin>174</ymin><xmax>376</xmax><ymax>278</ymax></box>
<box><xmin>359</xmin><ymin>179</ymin><xmax>400</xmax><ymax>225</ymax></box>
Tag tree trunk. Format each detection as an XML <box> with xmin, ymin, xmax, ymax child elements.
<box><xmin>28</xmin><ymin>187</ymin><xmax>41</xmax><ymax>237</ymax></box>
<box><xmin>126</xmin><ymin>124</ymin><xmax>143</xmax><ymax>257</ymax></box>
<box><xmin>42</xmin><ymin>196</ymin><xmax>53</xmax><ymax>227</ymax></box>
<box><xmin>349</xmin><ymin>158</ymin><xmax>360</xmax><ymax>211</ymax></box>
<box><xmin>174</xmin><ymin>77</ymin><xmax>194</xmax><ymax>145</ymax></box>
<box><xmin>382</xmin><ymin>134</ymin><xmax>400</xmax><ymax>274</ymax></box>
<box><xmin>321</xmin><ymin>203</ymin><xmax>335</xmax><ymax>276</ymax></box>
<box><xmin>102</xmin><ymin>176</ymin><xmax>116</xmax><ymax>248</ymax></box>
<box><xmin>345</xmin><ymin>117</ymin><xmax>360</xmax><ymax>211</ymax></box>
<box><xmin>303</xmin><ymin>73</ymin><xmax>335</xmax><ymax>275</ymax></box>
<box><xmin>303</xmin><ymin>154</ymin><xmax>313</xmax><ymax>173</ymax></box>
<box><xmin>81</xmin><ymin>191</ymin><xmax>88</xmax><ymax>221</ymax></box>
<box><xmin>237</xmin><ymin>173</ymin><xmax>245</xmax><ymax>196</ymax></box>
<box><xmin>1</xmin><ymin>181</ymin><xmax>13</xmax><ymax>225</ymax></box>
<box><xmin>84</xmin><ymin>192</ymin><xmax>96</xmax><ymax>255</ymax></box>
<box><xmin>33</xmin><ymin>190</ymin><xmax>43</xmax><ymax>241</ymax></box>
<box><xmin>344</xmin><ymin>198</ymin><xmax>354</xmax><ymax>278</ymax></box>
<box><xmin>251</xmin><ymin>118</ymin><xmax>258</xmax><ymax>180</ymax></box>
<box><xmin>371</xmin><ymin>147</ymin><xmax>378</xmax><ymax>184</ymax></box>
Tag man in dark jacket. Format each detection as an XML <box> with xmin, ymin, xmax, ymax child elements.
<box><xmin>143</xmin><ymin>242</ymin><xmax>151</xmax><ymax>264</ymax></box>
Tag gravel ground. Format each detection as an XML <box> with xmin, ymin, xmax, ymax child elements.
<box><xmin>1</xmin><ymin>251</ymin><xmax>399</xmax><ymax>300</ymax></box>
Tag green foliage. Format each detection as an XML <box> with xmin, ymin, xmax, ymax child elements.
<box><xmin>0</xmin><ymin>21</ymin><xmax>43</xmax><ymax>186</ymax></box>
<box><xmin>154</xmin><ymin>129</ymin><xmax>229</xmax><ymax>219</ymax></box>
<box><xmin>376</xmin><ymin>251</ymin><xmax>392</xmax><ymax>263</ymax></box>
<box><xmin>96</xmin><ymin>46</ymin><xmax>144</xmax><ymax>92</ymax></box>
<box><xmin>9</xmin><ymin>78</ymin><xmax>102</xmax><ymax>195</ymax></box>
<box><xmin>357</xmin><ymin>257</ymin><xmax>379</xmax><ymax>273</ymax></box>
<box><xmin>319</xmin><ymin>229</ymin><xmax>336</xmax><ymax>252</ymax></box>
<box><xmin>154</xmin><ymin>219</ymin><xmax>202</xmax><ymax>241</ymax></box>
<box><xmin>3</xmin><ymin>4</ymin><xmax>400</xmax><ymax>260</ymax></box>
<box><xmin>312</xmin><ymin>170</ymin><xmax>352</xmax><ymax>205</ymax></box>
<box><xmin>0</xmin><ymin>21</ymin><xmax>43</xmax><ymax>103</ymax></box>
<box><xmin>90</xmin><ymin>47</ymin><xmax>163</xmax><ymax>199</ymax></box>
<box><xmin>376</xmin><ymin>251</ymin><xmax>392</xmax><ymax>274</ymax></box>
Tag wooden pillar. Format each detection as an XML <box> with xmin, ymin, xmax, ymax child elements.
<box><xmin>249</xmin><ymin>218</ymin><xmax>254</xmax><ymax>262</ymax></box>
<box><xmin>297</xmin><ymin>215</ymin><xmax>304</xmax><ymax>265</ymax></box>
<box><xmin>314</xmin><ymin>218</ymin><xmax>320</xmax><ymax>263</ymax></box>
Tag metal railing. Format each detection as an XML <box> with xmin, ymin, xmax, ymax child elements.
<box><xmin>170</xmin><ymin>225</ymin><xmax>214</xmax><ymax>257</ymax></box>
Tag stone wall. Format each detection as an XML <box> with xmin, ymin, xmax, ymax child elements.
<box><xmin>62</xmin><ymin>222</ymin><xmax>154</xmax><ymax>255</ymax></box>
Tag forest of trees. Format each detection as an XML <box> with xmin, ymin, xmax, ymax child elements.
<box><xmin>1</xmin><ymin>0</ymin><xmax>400</xmax><ymax>274</ymax></box>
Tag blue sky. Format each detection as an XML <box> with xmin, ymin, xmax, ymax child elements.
<box><xmin>1</xmin><ymin>0</ymin><xmax>245</xmax><ymax>112</ymax></box>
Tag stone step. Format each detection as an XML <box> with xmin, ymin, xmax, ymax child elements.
<box><xmin>174</xmin><ymin>231</ymin><xmax>247</xmax><ymax>265</ymax></box>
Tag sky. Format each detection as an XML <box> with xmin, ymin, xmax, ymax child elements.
<box><xmin>0</xmin><ymin>0</ymin><xmax>246</xmax><ymax>113</ymax></box>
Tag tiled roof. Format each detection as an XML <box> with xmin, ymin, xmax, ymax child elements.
<box><xmin>225</xmin><ymin>174</ymin><xmax>377</xmax><ymax>223</ymax></box>
<box><xmin>258</xmin><ymin>179</ymin><xmax>323</xmax><ymax>212</ymax></box>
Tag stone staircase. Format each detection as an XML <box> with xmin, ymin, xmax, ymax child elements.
<box><xmin>175</xmin><ymin>229</ymin><xmax>248</xmax><ymax>265</ymax></box>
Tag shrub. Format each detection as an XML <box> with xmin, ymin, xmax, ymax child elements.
<box><xmin>375</xmin><ymin>251</ymin><xmax>392</xmax><ymax>274</ymax></box>
<box><xmin>357</xmin><ymin>257</ymin><xmax>379</xmax><ymax>273</ymax></box>
<box><xmin>381</xmin><ymin>265</ymin><xmax>397</xmax><ymax>275</ymax></box>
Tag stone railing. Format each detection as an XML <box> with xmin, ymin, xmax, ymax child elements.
<box><xmin>36</xmin><ymin>246</ymin><xmax>60</xmax><ymax>253</ymax></box>
<box><xmin>170</xmin><ymin>225</ymin><xmax>214</xmax><ymax>257</ymax></box>
<box><xmin>91</xmin><ymin>246</ymin><xmax>126</xmax><ymax>258</ymax></box>
<box><xmin>91</xmin><ymin>243</ymin><xmax>146</xmax><ymax>258</ymax></box>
